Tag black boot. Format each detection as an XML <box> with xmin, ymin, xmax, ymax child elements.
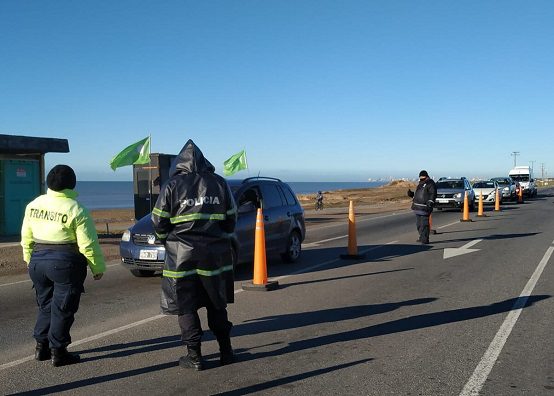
<box><xmin>179</xmin><ymin>345</ymin><xmax>204</xmax><ymax>371</ymax></box>
<box><xmin>217</xmin><ymin>336</ymin><xmax>235</xmax><ymax>366</ymax></box>
<box><xmin>35</xmin><ymin>342</ymin><xmax>51</xmax><ymax>361</ymax></box>
<box><xmin>51</xmin><ymin>348</ymin><xmax>80</xmax><ymax>367</ymax></box>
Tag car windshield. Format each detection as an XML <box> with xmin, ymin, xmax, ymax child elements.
<box><xmin>473</xmin><ymin>181</ymin><xmax>495</xmax><ymax>189</ymax></box>
<box><xmin>437</xmin><ymin>180</ymin><xmax>464</xmax><ymax>189</ymax></box>
<box><xmin>510</xmin><ymin>175</ymin><xmax>529</xmax><ymax>182</ymax></box>
<box><xmin>492</xmin><ymin>178</ymin><xmax>509</xmax><ymax>186</ymax></box>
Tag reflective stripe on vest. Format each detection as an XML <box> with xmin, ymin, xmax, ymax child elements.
<box><xmin>170</xmin><ymin>213</ymin><xmax>226</xmax><ymax>224</ymax></box>
<box><xmin>163</xmin><ymin>265</ymin><xmax>233</xmax><ymax>278</ymax></box>
<box><xmin>152</xmin><ymin>208</ymin><xmax>171</xmax><ymax>218</ymax></box>
<box><xmin>226</xmin><ymin>208</ymin><xmax>237</xmax><ymax>216</ymax></box>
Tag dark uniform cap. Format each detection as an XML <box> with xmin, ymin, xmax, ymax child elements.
<box><xmin>419</xmin><ymin>170</ymin><xmax>429</xmax><ymax>178</ymax></box>
<box><xmin>47</xmin><ymin>165</ymin><xmax>77</xmax><ymax>191</ymax></box>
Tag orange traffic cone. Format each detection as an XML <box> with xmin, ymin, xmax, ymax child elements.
<box><xmin>477</xmin><ymin>189</ymin><xmax>486</xmax><ymax>217</ymax></box>
<box><xmin>494</xmin><ymin>189</ymin><xmax>501</xmax><ymax>212</ymax></box>
<box><xmin>460</xmin><ymin>191</ymin><xmax>472</xmax><ymax>222</ymax></box>
<box><xmin>429</xmin><ymin>213</ymin><xmax>437</xmax><ymax>234</ymax></box>
<box><xmin>242</xmin><ymin>208</ymin><xmax>279</xmax><ymax>291</ymax></box>
<box><xmin>340</xmin><ymin>200</ymin><xmax>364</xmax><ymax>259</ymax></box>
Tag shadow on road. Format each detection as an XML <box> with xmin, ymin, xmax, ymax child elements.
<box><xmin>278</xmin><ymin>267</ymin><xmax>414</xmax><ymax>289</ymax></box>
<box><xmin>233</xmin><ymin>294</ymin><xmax>550</xmax><ymax>363</ymax></box>
<box><xmin>430</xmin><ymin>232</ymin><xmax>539</xmax><ymax>246</ymax></box>
<box><xmin>211</xmin><ymin>358</ymin><xmax>373</xmax><ymax>396</ymax></box>
<box><xmin>15</xmin><ymin>295</ymin><xmax>549</xmax><ymax>395</ymax></box>
<box><xmin>234</xmin><ymin>243</ymin><xmax>431</xmax><ymax>282</ymax></box>
<box><xmin>234</xmin><ymin>298</ymin><xmax>437</xmax><ymax>337</ymax></box>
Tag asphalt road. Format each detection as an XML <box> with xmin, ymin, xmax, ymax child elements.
<box><xmin>1</xmin><ymin>190</ymin><xmax>553</xmax><ymax>395</ymax></box>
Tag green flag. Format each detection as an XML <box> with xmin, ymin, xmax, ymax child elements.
<box><xmin>223</xmin><ymin>149</ymin><xmax>248</xmax><ymax>176</ymax></box>
<box><xmin>109</xmin><ymin>136</ymin><xmax>151</xmax><ymax>171</ymax></box>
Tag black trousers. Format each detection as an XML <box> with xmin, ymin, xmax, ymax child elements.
<box><xmin>178</xmin><ymin>298</ymin><xmax>232</xmax><ymax>348</ymax></box>
<box><xmin>28</xmin><ymin>248</ymin><xmax>87</xmax><ymax>349</ymax></box>
<box><xmin>416</xmin><ymin>215</ymin><xmax>430</xmax><ymax>243</ymax></box>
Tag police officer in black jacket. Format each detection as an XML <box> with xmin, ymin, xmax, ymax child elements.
<box><xmin>407</xmin><ymin>170</ymin><xmax>437</xmax><ymax>244</ymax></box>
<box><xmin>152</xmin><ymin>140</ymin><xmax>237</xmax><ymax>371</ymax></box>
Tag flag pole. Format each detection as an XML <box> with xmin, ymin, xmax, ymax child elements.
<box><xmin>244</xmin><ymin>147</ymin><xmax>250</xmax><ymax>177</ymax></box>
<box><xmin>148</xmin><ymin>133</ymin><xmax>152</xmax><ymax>214</ymax></box>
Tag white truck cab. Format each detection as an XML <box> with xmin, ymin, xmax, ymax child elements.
<box><xmin>508</xmin><ymin>166</ymin><xmax>537</xmax><ymax>197</ymax></box>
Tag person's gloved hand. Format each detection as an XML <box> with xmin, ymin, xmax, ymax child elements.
<box><xmin>426</xmin><ymin>200</ymin><xmax>435</xmax><ymax>209</ymax></box>
<box><xmin>93</xmin><ymin>273</ymin><xmax>104</xmax><ymax>280</ymax></box>
<box><xmin>407</xmin><ymin>189</ymin><xmax>414</xmax><ymax>198</ymax></box>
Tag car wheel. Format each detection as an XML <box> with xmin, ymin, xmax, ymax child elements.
<box><xmin>281</xmin><ymin>230</ymin><xmax>302</xmax><ymax>263</ymax></box>
<box><xmin>130</xmin><ymin>269</ymin><xmax>157</xmax><ymax>277</ymax></box>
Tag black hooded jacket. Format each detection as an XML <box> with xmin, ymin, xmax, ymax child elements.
<box><xmin>410</xmin><ymin>177</ymin><xmax>437</xmax><ymax>214</ymax></box>
<box><xmin>152</xmin><ymin>140</ymin><xmax>237</xmax><ymax>314</ymax></box>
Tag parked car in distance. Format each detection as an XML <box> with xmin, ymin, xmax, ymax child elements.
<box><xmin>435</xmin><ymin>177</ymin><xmax>475</xmax><ymax>211</ymax></box>
<box><xmin>120</xmin><ymin>177</ymin><xmax>306</xmax><ymax>277</ymax></box>
<box><xmin>472</xmin><ymin>180</ymin><xmax>501</xmax><ymax>204</ymax></box>
<box><xmin>490</xmin><ymin>177</ymin><xmax>517</xmax><ymax>201</ymax></box>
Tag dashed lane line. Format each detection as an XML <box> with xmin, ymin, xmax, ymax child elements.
<box><xmin>0</xmin><ymin>239</ymin><xmax>400</xmax><ymax>372</ymax></box>
<box><xmin>0</xmin><ymin>262</ymin><xmax>123</xmax><ymax>288</ymax></box>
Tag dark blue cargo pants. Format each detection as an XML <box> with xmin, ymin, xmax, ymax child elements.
<box><xmin>416</xmin><ymin>215</ymin><xmax>430</xmax><ymax>243</ymax></box>
<box><xmin>28</xmin><ymin>246</ymin><xmax>87</xmax><ymax>349</ymax></box>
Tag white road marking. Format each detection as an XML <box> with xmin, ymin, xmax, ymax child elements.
<box><xmin>459</xmin><ymin>246</ymin><xmax>554</xmax><ymax>396</ymax></box>
<box><xmin>0</xmin><ymin>279</ymin><xmax>31</xmax><ymax>288</ymax></box>
<box><xmin>0</xmin><ymin>262</ymin><xmax>122</xmax><ymax>288</ymax></box>
<box><xmin>0</xmin><ymin>314</ymin><xmax>166</xmax><ymax>372</ymax></box>
<box><xmin>443</xmin><ymin>239</ymin><xmax>483</xmax><ymax>260</ymax></box>
<box><xmin>303</xmin><ymin>235</ymin><xmax>348</xmax><ymax>248</ymax></box>
<box><xmin>437</xmin><ymin>220</ymin><xmax>462</xmax><ymax>230</ymax></box>
<box><xmin>0</xmin><ymin>238</ymin><xmax>399</xmax><ymax>371</ymax></box>
<box><xmin>307</xmin><ymin>211</ymin><xmax>411</xmax><ymax>231</ymax></box>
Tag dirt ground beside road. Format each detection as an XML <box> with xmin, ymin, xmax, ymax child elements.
<box><xmin>0</xmin><ymin>180</ymin><xmax>416</xmax><ymax>277</ymax></box>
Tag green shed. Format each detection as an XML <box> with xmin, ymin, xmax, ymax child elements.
<box><xmin>0</xmin><ymin>134</ymin><xmax>69</xmax><ymax>236</ymax></box>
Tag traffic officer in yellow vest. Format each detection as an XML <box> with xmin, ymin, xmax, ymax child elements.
<box><xmin>21</xmin><ymin>165</ymin><xmax>106</xmax><ymax>367</ymax></box>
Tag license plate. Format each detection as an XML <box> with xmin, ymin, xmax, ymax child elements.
<box><xmin>436</xmin><ymin>198</ymin><xmax>449</xmax><ymax>203</ymax></box>
<box><xmin>139</xmin><ymin>249</ymin><xmax>158</xmax><ymax>260</ymax></box>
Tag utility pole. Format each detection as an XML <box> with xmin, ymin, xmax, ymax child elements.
<box><xmin>511</xmin><ymin>151</ymin><xmax>520</xmax><ymax>167</ymax></box>
<box><xmin>529</xmin><ymin>160</ymin><xmax>535</xmax><ymax>173</ymax></box>
<box><xmin>541</xmin><ymin>163</ymin><xmax>545</xmax><ymax>179</ymax></box>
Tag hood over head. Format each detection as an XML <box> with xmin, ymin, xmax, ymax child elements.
<box><xmin>169</xmin><ymin>139</ymin><xmax>215</xmax><ymax>176</ymax></box>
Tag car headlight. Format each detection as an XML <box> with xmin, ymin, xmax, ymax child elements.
<box><xmin>121</xmin><ymin>230</ymin><xmax>131</xmax><ymax>242</ymax></box>
<box><xmin>503</xmin><ymin>187</ymin><xmax>509</xmax><ymax>191</ymax></box>
<box><xmin>454</xmin><ymin>193</ymin><xmax>462</xmax><ymax>199</ymax></box>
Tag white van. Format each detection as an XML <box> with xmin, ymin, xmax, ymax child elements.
<box><xmin>508</xmin><ymin>166</ymin><xmax>537</xmax><ymax>197</ymax></box>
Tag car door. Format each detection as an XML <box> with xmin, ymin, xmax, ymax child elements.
<box><xmin>234</xmin><ymin>186</ymin><xmax>261</xmax><ymax>263</ymax></box>
<box><xmin>465</xmin><ymin>179</ymin><xmax>474</xmax><ymax>202</ymax></box>
<box><xmin>259</xmin><ymin>183</ymin><xmax>288</xmax><ymax>253</ymax></box>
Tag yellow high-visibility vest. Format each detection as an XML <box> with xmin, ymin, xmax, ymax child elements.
<box><xmin>20</xmin><ymin>189</ymin><xmax>106</xmax><ymax>275</ymax></box>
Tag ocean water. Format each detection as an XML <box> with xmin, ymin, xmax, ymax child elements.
<box><xmin>75</xmin><ymin>180</ymin><xmax>387</xmax><ymax>210</ymax></box>
<box><xmin>75</xmin><ymin>181</ymin><xmax>134</xmax><ymax>210</ymax></box>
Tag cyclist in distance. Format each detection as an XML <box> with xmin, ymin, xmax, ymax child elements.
<box><xmin>315</xmin><ymin>191</ymin><xmax>324</xmax><ymax>211</ymax></box>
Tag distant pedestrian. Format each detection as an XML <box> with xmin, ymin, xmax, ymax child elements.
<box><xmin>407</xmin><ymin>170</ymin><xmax>437</xmax><ymax>244</ymax></box>
<box><xmin>152</xmin><ymin>140</ymin><xmax>237</xmax><ymax>371</ymax></box>
<box><xmin>21</xmin><ymin>165</ymin><xmax>105</xmax><ymax>367</ymax></box>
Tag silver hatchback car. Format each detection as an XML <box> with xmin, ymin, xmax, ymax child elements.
<box><xmin>490</xmin><ymin>177</ymin><xmax>517</xmax><ymax>201</ymax></box>
<box><xmin>472</xmin><ymin>180</ymin><xmax>501</xmax><ymax>204</ymax></box>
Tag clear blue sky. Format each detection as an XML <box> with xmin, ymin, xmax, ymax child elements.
<box><xmin>1</xmin><ymin>1</ymin><xmax>552</xmax><ymax>181</ymax></box>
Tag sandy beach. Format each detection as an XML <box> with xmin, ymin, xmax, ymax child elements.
<box><xmin>0</xmin><ymin>180</ymin><xmax>416</xmax><ymax>276</ymax></box>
